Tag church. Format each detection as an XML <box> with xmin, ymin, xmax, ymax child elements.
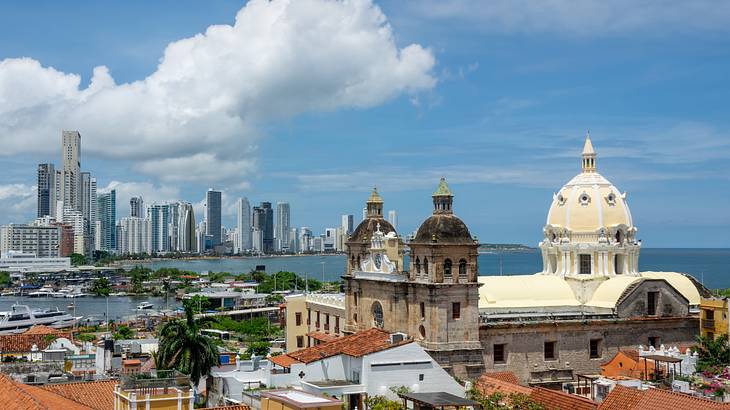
<box><xmin>342</xmin><ymin>136</ymin><xmax>705</xmax><ymax>384</ymax></box>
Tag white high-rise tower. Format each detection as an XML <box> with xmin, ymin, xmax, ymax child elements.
<box><xmin>275</xmin><ymin>202</ymin><xmax>291</xmax><ymax>252</ymax></box>
<box><xmin>61</xmin><ymin>130</ymin><xmax>81</xmax><ymax>211</ymax></box>
<box><xmin>236</xmin><ymin>197</ymin><xmax>252</xmax><ymax>253</ymax></box>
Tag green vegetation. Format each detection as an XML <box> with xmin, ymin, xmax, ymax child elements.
<box><xmin>467</xmin><ymin>385</ymin><xmax>544</xmax><ymax>410</ymax></box>
<box><xmin>364</xmin><ymin>387</ymin><xmax>412</xmax><ymax>410</ymax></box>
<box><xmin>234</xmin><ymin>270</ymin><xmax>322</xmax><ymax>293</ymax></box>
<box><xmin>129</xmin><ymin>266</ymin><xmax>152</xmax><ymax>294</ymax></box>
<box><xmin>208</xmin><ymin>316</ymin><xmax>275</xmax><ymax>338</ymax></box>
<box><xmin>113</xmin><ymin>325</ymin><xmax>135</xmax><ymax>340</ymax></box>
<box><xmin>77</xmin><ymin>333</ymin><xmax>96</xmax><ymax>343</ymax></box>
<box><xmin>90</xmin><ymin>277</ymin><xmax>112</xmax><ymax>296</ymax></box>
<box><xmin>246</xmin><ymin>341</ymin><xmax>271</xmax><ymax>357</ymax></box>
<box><xmin>0</xmin><ymin>271</ymin><xmax>11</xmax><ymax>288</ymax></box>
<box><xmin>184</xmin><ymin>295</ymin><xmax>211</xmax><ymax>314</ymax></box>
<box><xmin>42</xmin><ymin>334</ymin><xmax>59</xmax><ymax>345</ymax></box>
<box><xmin>695</xmin><ymin>334</ymin><xmax>730</xmax><ymax>372</ymax></box>
<box><xmin>156</xmin><ymin>305</ymin><xmax>220</xmax><ymax>385</ymax></box>
<box><xmin>70</xmin><ymin>253</ymin><xmax>87</xmax><ymax>266</ymax></box>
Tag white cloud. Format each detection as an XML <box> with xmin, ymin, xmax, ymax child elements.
<box><xmin>0</xmin><ymin>184</ymin><xmax>37</xmax><ymax>224</ymax></box>
<box><xmin>410</xmin><ymin>0</ymin><xmax>730</xmax><ymax>35</ymax></box>
<box><xmin>99</xmin><ymin>181</ymin><xmax>181</xmax><ymax>218</ymax></box>
<box><xmin>0</xmin><ymin>0</ymin><xmax>436</xmax><ymax>185</ymax></box>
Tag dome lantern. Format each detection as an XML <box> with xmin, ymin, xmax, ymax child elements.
<box><xmin>366</xmin><ymin>187</ymin><xmax>384</xmax><ymax>218</ymax></box>
<box><xmin>581</xmin><ymin>132</ymin><xmax>596</xmax><ymax>173</ymax></box>
<box><xmin>432</xmin><ymin>177</ymin><xmax>454</xmax><ymax>215</ymax></box>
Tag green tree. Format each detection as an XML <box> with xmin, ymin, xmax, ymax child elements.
<box><xmin>246</xmin><ymin>341</ymin><xmax>271</xmax><ymax>357</ymax></box>
<box><xmin>90</xmin><ymin>277</ymin><xmax>112</xmax><ymax>296</ymax></box>
<box><xmin>129</xmin><ymin>265</ymin><xmax>151</xmax><ymax>294</ymax></box>
<box><xmin>77</xmin><ymin>333</ymin><xmax>96</xmax><ymax>343</ymax></box>
<box><xmin>156</xmin><ymin>305</ymin><xmax>221</xmax><ymax>386</ymax></box>
<box><xmin>70</xmin><ymin>253</ymin><xmax>87</xmax><ymax>266</ymax></box>
<box><xmin>184</xmin><ymin>295</ymin><xmax>211</xmax><ymax>314</ymax></box>
<box><xmin>113</xmin><ymin>325</ymin><xmax>135</xmax><ymax>340</ymax></box>
<box><xmin>695</xmin><ymin>334</ymin><xmax>730</xmax><ymax>372</ymax></box>
<box><xmin>0</xmin><ymin>271</ymin><xmax>11</xmax><ymax>288</ymax></box>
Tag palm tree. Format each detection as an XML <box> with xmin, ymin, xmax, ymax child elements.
<box><xmin>156</xmin><ymin>304</ymin><xmax>220</xmax><ymax>386</ymax></box>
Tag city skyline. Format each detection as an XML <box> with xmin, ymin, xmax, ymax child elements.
<box><xmin>0</xmin><ymin>1</ymin><xmax>728</xmax><ymax>247</ymax></box>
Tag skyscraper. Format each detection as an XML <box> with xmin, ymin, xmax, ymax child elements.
<box><xmin>275</xmin><ymin>202</ymin><xmax>291</xmax><ymax>252</ymax></box>
<box><xmin>37</xmin><ymin>163</ymin><xmax>56</xmax><ymax>218</ymax></box>
<box><xmin>289</xmin><ymin>227</ymin><xmax>299</xmax><ymax>253</ymax></box>
<box><xmin>130</xmin><ymin>196</ymin><xmax>144</xmax><ymax>218</ymax></box>
<box><xmin>118</xmin><ymin>217</ymin><xmax>151</xmax><ymax>255</ymax></box>
<box><xmin>177</xmin><ymin>202</ymin><xmax>196</xmax><ymax>253</ymax></box>
<box><xmin>388</xmin><ymin>210</ymin><xmax>397</xmax><ymax>230</ymax></box>
<box><xmin>61</xmin><ymin>130</ymin><xmax>81</xmax><ymax>211</ymax></box>
<box><xmin>236</xmin><ymin>197</ymin><xmax>252</xmax><ymax>253</ymax></box>
<box><xmin>252</xmin><ymin>202</ymin><xmax>274</xmax><ymax>253</ymax></box>
<box><xmin>205</xmin><ymin>189</ymin><xmax>222</xmax><ymax>247</ymax></box>
<box><xmin>96</xmin><ymin>189</ymin><xmax>116</xmax><ymax>252</ymax></box>
<box><xmin>80</xmin><ymin>172</ymin><xmax>97</xmax><ymax>254</ymax></box>
<box><xmin>341</xmin><ymin>214</ymin><xmax>354</xmax><ymax>235</ymax></box>
<box><xmin>148</xmin><ymin>203</ymin><xmax>170</xmax><ymax>254</ymax></box>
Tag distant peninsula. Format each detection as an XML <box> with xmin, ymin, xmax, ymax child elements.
<box><xmin>477</xmin><ymin>243</ymin><xmax>534</xmax><ymax>252</ymax></box>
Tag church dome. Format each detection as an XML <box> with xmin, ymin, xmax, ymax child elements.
<box><xmin>545</xmin><ymin>135</ymin><xmax>634</xmax><ymax>238</ymax></box>
<box><xmin>413</xmin><ymin>178</ymin><xmax>475</xmax><ymax>245</ymax></box>
<box><xmin>351</xmin><ymin>218</ymin><xmax>396</xmax><ymax>242</ymax></box>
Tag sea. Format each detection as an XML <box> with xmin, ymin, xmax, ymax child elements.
<box><xmin>0</xmin><ymin>248</ymin><xmax>726</xmax><ymax>321</ymax></box>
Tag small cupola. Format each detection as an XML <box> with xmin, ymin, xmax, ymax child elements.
<box><xmin>432</xmin><ymin>177</ymin><xmax>453</xmax><ymax>214</ymax></box>
<box><xmin>366</xmin><ymin>187</ymin><xmax>384</xmax><ymax>218</ymax></box>
<box><xmin>581</xmin><ymin>133</ymin><xmax>596</xmax><ymax>173</ymax></box>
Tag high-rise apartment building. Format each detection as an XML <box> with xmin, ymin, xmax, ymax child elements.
<box><xmin>130</xmin><ymin>196</ymin><xmax>144</xmax><ymax>218</ymax></box>
<box><xmin>0</xmin><ymin>224</ymin><xmax>61</xmax><ymax>258</ymax></box>
<box><xmin>252</xmin><ymin>202</ymin><xmax>274</xmax><ymax>253</ymax></box>
<box><xmin>177</xmin><ymin>202</ymin><xmax>196</xmax><ymax>253</ymax></box>
<box><xmin>37</xmin><ymin>163</ymin><xmax>56</xmax><ymax>218</ymax></box>
<box><xmin>61</xmin><ymin>130</ymin><xmax>81</xmax><ymax>211</ymax></box>
<box><xmin>80</xmin><ymin>172</ymin><xmax>97</xmax><ymax>254</ymax></box>
<box><xmin>275</xmin><ymin>202</ymin><xmax>291</xmax><ymax>252</ymax></box>
<box><xmin>388</xmin><ymin>210</ymin><xmax>397</xmax><ymax>230</ymax></box>
<box><xmin>289</xmin><ymin>227</ymin><xmax>299</xmax><ymax>253</ymax></box>
<box><xmin>299</xmin><ymin>227</ymin><xmax>312</xmax><ymax>253</ymax></box>
<box><xmin>205</xmin><ymin>189</ymin><xmax>222</xmax><ymax>248</ymax></box>
<box><xmin>341</xmin><ymin>214</ymin><xmax>354</xmax><ymax>235</ymax></box>
<box><xmin>62</xmin><ymin>209</ymin><xmax>85</xmax><ymax>254</ymax></box>
<box><xmin>148</xmin><ymin>203</ymin><xmax>170</xmax><ymax>254</ymax></box>
<box><xmin>236</xmin><ymin>197</ymin><xmax>251</xmax><ymax>253</ymax></box>
<box><xmin>118</xmin><ymin>217</ymin><xmax>151</xmax><ymax>255</ymax></box>
<box><xmin>168</xmin><ymin>202</ymin><xmax>180</xmax><ymax>251</ymax></box>
<box><xmin>96</xmin><ymin>190</ymin><xmax>116</xmax><ymax>252</ymax></box>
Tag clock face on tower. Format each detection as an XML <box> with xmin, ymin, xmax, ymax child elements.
<box><xmin>374</xmin><ymin>253</ymin><xmax>382</xmax><ymax>269</ymax></box>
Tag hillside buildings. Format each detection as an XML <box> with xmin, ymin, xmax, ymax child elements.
<box><xmin>342</xmin><ymin>136</ymin><xmax>704</xmax><ymax>383</ymax></box>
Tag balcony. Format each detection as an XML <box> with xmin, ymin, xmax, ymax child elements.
<box><xmin>119</xmin><ymin>370</ymin><xmax>190</xmax><ymax>393</ymax></box>
<box><xmin>702</xmin><ymin>319</ymin><xmax>716</xmax><ymax>329</ymax></box>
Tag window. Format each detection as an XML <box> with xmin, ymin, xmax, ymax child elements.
<box><xmin>325</xmin><ymin>314</ymin><xmax>330</xmax><ymax>331</ymax></box>
<box><xmin>590</xmin><ymin>339</ymin><xmax>602</xmax><ymax>358</ymax></box>
<box><xmin>423</xmin><ymin>258</ymin><xmax>429</xmax><ymax>275</ymax></box>
<box><xmin>579</xmin><ymin>254</ymin><xmax>592</xmax><ymax>274</ymax></box>
<box><xmin>372</xmin><ymin>302</ymin><xmax>384</xmax><ymax>328</ymax></box>
<box><xmin>296</xmin><ymin>336</ymin><xmax>304</xmax><ymax>348</ymax></box>
<box><xmin>544</xmin><ymin>341</ymin><xmax>556</xmax><ymax>360</ymax></box>
<box><xmin>415</xmin><ymin>257</ymin><xmax>421</xmax><ymax>274</ymax></box>
<box><xmin>316</xmin><ymin>311</ymin><xmax>321</xmax><ymax>329</ymax></box>
<box><xmin>354</xmin><ymin>292</ymin><xmax>358</xmax><ymax>307</ymax></box>
<box><xmin>295</xmin><ymin>312</ymin><xmax>302</xmax><ymax>326</ymax></box>
<box><xmin>452</xmin><ymin>302</ymin><xmax>461</xmax><ymax>320</ymax></box>
<box><xmin>419</xmin><ymin>325</ymin><xmax>426</xmax><ymax>338</ymax></box>
<box><xmin>494</xmin><ymin>344</ymin><xmax>506</xmax><ymax>363</ymax></box>
<box><xmin>459</xmin><ymin>259</ymin><xmax>467</xmax><ymax>278</ymax></box>
<box><xmin>335</xmin><ymin>316</ymin><xmax>340</xmax><ymax>333</ymax></box>
<box><xmin>420</xmin><ymin>302</ymin><xmax>425</xmax><ymax>320</ymax></box>
<box><xmin>307</xmin><ymin>309</ymin><xmax>311</xmax><ymax>325</ymax></box>
<box><xmin>353</xmin><ymin>313</ymin><xmax>357</xmax><ymax>323</ymax></box>
<box><xmin>419</xmin><ymin>374</ymin><xmax>424</xmax><ymax>381</ymax></box>
<box><xmin>647</xmin><ymin>291</ymin><xmax>659</xmax><ymax>316</ymax></box>
<box><xmin>706</xmin><ymin>309</ymin><xmax>715</xmax><ymax>320</ymax></box>
<box><xmin>614</xmin><ymin>254</ymin><xmax>624</xmax><ymax>274</ymax></box>
<box><xmin>648</xmin><ymin>336</ymin><xmax>659</xmax><ymax>348</ymax></box>
<box><xmin>444</xmin><ymin>259</ymin><xmax>452</xmax><ymax>278</ymax></box>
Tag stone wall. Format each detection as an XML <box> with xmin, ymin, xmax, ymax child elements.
<box><xmin>617</xmin><ymin>279</ymin><xmax>690</xmax><ymax>318</ymax></box>
<box><xmin>479</xmin><ymin>316</ymin><xmax>699</xmax><ymax>384</ymax></box>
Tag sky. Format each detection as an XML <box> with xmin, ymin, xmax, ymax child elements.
<box><xmin>0</xmin><ymin>0</ymin><xmax>728</xmax><ymax>248</ymax></box>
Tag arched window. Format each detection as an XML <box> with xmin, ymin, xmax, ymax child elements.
<box><xmin>444</xmin><ymin>259</ymin><xmax>452</xmax><ymax>277</ymax></box>
<box><xmin>459</xmin><ymin>259</ymin><xmax>467</xmax><ymax>277</ymax></box>
<box><xmin>423</xmin><ymin>258</ymin><xmax>429</xmax><ymax>275</ymax></box>
<box><xmin>372</xmin><ymin>302</ymin><xmax>384</xmax><ymax>328</ymax></box>
<box><xmin>415</xmin><ymin>257</ymin><xmax>421</xmax><ymax>274</ymax></box>
<box><xmin>615</xmin><ymin>230</ymin><xmax>623</xmax><ymax>244</ymax></box>
<box><xmin>350</xmin><ymin>256</ymin><xmax>355</xmax><ymax>268</ymax></box>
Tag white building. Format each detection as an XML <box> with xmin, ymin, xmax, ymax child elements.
<box><xmin>252</xmin><ymin>227</ymin><xmax>263</xmax><ymax>253</ymax></box>
<box><xmin>288</xmin><ymin>227</ymin><xmax>299</xmax><ymax>253</ymax></box>
<box><xmin>62</xmin><ymin>208</ymin><xmax>85</xmax><ymax>254</ymax></box>
<box><xmin>276</xmin><ymin>202</ymin><xmax>291</xmax><ymax>252</ymax></box>
<box><xmin>236</xmin><ymin>197</ymin><xmax>252</xmax><ymax>253</ymax></box>
<box><xmin>0</xmin><ymin>224</ymin><xmax>60</xmax><ymax>258</ymax></box>
<box><xmin>0</xmin><ymin>251</ymin><xmax>70</xmax><ymax>273</ymax></box>
<box><xmin>118</xmin><ymin>217</ymin><xmax>151</xmax><ymax>255</ymax></box>
<box><xmin>61</xmin><ymin>130</ymin><xmax>81</xmax><ymax>212</ymax></box>
<box><xmin>177</xmin><ymin>202</ymin><xmax>196</xmax><ymax>253</ymax></box>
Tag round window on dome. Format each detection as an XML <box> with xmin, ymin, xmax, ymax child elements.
<box><xmin>579</xmin><ymin>193</ymin><xmax>591</xmax><ymax>205</ymax></box>
<box><xmin>606</xmin><ymin>193</ymin><xmax>616</xmax><ymax>205</ymax></box>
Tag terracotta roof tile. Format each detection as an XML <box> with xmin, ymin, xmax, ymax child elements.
<box><xmin>483</xmin><ymin>371</ymin><xmax>520</xmax><ymax>385</ymax></box>
<box><xmin>271</xmin><ymin>354</ymin><xmax>303</xmax><ymax>368</ymax></box>
<box><xmin>599</xmin><ymin>385</ymin><xmax>730</xmax><ymax>410</ymax></box>
<box><xmin>287</xmin><ymin>328</ymin><xmax>409</xmax><ymax>364</ymax></box>
<box><xmin>23</xmin><ymin>325</ymin><xmax>65</xmax><ymax>335</ymax></box>
<box><xmin>530</xmin><ymin>387</ymin><xmax>597</xmax><ymax>410</ymax></box>
<box><xmin>39</xmin><ymin>380</ymin><xmax>115</xmax><ymax>410</ymax></box>
<box><xmin>306</xmin><ymin>331</ymin><xmax>339</xmax><ymax>343</ymax></box>
<box><xmin>0</xmin><ymin>328</ymin><xmax>72</xmax><ymax>353</ymax></box>
<box><xmin>476</xmin><ymin>374</ymin><xmax>533</xmax><ymax>397</ymax></box>
<box><xmin>0</xmin><ymin>373</ymin><xmax>93</xmax><ymax>409</ymax></box>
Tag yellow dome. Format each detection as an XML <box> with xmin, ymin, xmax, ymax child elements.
<box><xmin>545</xmin><ymin>136</ymin><xmax>633</xmax><ymax>238</ymax></box>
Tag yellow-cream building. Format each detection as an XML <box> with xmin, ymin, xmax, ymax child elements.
<box><xmin>700</xmin><ymin>297</ymin><xmax>730</xmax><ymax>339</ymax></box>
<box><xmin>284</xmin><ymin>292</ymin><xmax>345</xmax><ymax>352</ymax></box>
<box><xmin>114</xmin><ymin>371</ymin><xmax>194</xmax><ymax>410</ymax></box>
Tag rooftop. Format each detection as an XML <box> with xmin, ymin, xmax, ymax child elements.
<box><xmin>599</xmin><ymin>384</ymin><xmax>730</xmax><ymax>410</ymax></box>
<box><xmin>278</xmin><ymin>328</ymin><xmax>410</xmax><ymax>365</ymax></box>
<box><xmin>262</xmin><ymin>389</ymin><xmax>343</xmax><ymax>408</ymax></box>
<box><xmin>0</xmin><ymin>325</ymin><xmax>72</xmax><ymax>353</ymax></box>
<box><xmin>399</xmin><ymin>392</ymin><xmax>478</xmax><ymax>408</ymax></box>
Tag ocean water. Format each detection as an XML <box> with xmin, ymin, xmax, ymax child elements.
<box><xmin>142</xmin><ymin>248</ymin><xmax>730</xmax><ymax>289</ymax></box>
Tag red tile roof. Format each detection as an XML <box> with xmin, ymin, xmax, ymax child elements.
<box><xmin>306</xmin><ymin>331</ymin><xmax>339</xmax><ymax>343</ymax></box>
<box><xmin>530</xmin><ymin>387</ymin><xmax>597</xmax><ymax>410</ymax></box>
<box><xmin>286</xmin><ymin>328</ymin><xmax>409</xmax><ymax>364</ymax></box>
<box><xmin>270</xmin><ymin>354</ymin><xmax>303</xmax><ymax>368</ymax></box>
<box><xmin>599</xmin><ymin>385</ymin><xmax>730</xmax><ymax>410</ymax></box>
<box><xmin>483</xmin><ymin>371</ymin><xmax>520</xmax><ymax>385</ymax></box>
<box><xmin>0</xmin><ymin>327</ymin><xmax>72</xmax><ymax>353</ymax></box>
<box><xmin>0</xmin><ymin>373</ymin><xmax>93</xmax><ymax>409</ymax></box>
<box><xmin>40</xmin><ymin>380</ymin><xmax>116</xmax><ymax>410</ymax></box>
<box><xmin>476</xmin><ymin>374</ymin><xmax>533</xmax><ymax>397</ymax></box>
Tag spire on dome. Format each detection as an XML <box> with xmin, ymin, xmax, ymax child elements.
<box><xmin>581</xmin><ymin>133</ymin><xmax>596</xmax><ymax>173</ymax></box>
<box><xmin>366</xmin><ymin>187</ymin><xmax>384</xmax><ymax>218</ymax></box>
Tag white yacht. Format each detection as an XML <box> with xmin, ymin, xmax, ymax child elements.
<box><xmin>136</xmin><ymin>302</ymin><xmax>154</xmax><ymax>310</ymax></box>
<box><xmin>0</xmin><ymin>304</ymin><xmax>82</xmax><ymax>335</ymax></box>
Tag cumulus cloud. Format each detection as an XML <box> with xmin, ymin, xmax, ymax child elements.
<box><xmin>0</xmin><ymin>0</ymin><xmax>436</xmax><ymax>185</ymax></box>
<box><xmin>99</xmin><ymin>181</ymin><xmax>181</xmax><ymax>218</ymax></box>
<box><xmin>410</xmin><ymin>0</ymin><xmax>730</xmax><ymax>35</ymax></box>
<box><xmin>0</xmin><ymin>184</ymin><xmax>37</xmax><ymax>224</ymax></box>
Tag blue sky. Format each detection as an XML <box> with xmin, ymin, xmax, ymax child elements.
<box><xmin>0</xmin><ymin>0</ymin><xmax>728</xmax><ymax>247</ymax></box>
